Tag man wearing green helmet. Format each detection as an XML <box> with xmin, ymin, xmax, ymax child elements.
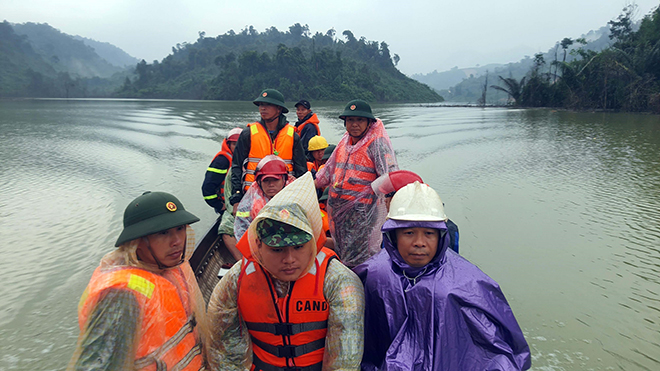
<box><xmin>229</xmin><ymin>89</ymin><xmax>308</xmax><ymax>216</ymax></box>
<box><xmin>68</xmin><ymin>192</ymin><xmax>209</xmax><ymax>371</ymax></box>
<box><xmin>315</xmin><ymin>99</ymin><xmax>398</xmax><ymax>268</ymax></box>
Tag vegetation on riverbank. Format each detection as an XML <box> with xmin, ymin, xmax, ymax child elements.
<box><xmin>489</xmin><ymin>5</ymin><xmax>660</xmax><ymax>113</ymax></box>
<box><xmin>116</xmin><ymin>25</ymin><xmax>442</xmax><ymax>102</ymax></box>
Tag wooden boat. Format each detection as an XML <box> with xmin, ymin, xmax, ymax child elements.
<box><xmin>189</xmin><ymin>215</ymin><xmax>237</xmax><ymax>303</ymax></box>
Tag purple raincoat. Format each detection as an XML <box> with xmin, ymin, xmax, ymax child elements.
<box><xmin>353</xmin><ymin>219</ymin><xmax>531</xmax><ymax>370</ymax></box>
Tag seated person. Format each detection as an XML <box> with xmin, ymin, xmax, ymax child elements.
<box><xmin>217</xmin><ymin>167</ymin><xmax>242</xmax><ymax>261</ymax></box>
<box><xmin>355</xmin><ymin>182</ymin><xmax>531</xmax><ymax>370</ymax></box>
<box><xmin>207</xmin><ymin>172</ymin><xmax>365</xmax><ymax>371</ymax></box>
<box><xmin>68</xmin><ymin>191</ymin><xmax>208</xmax><ymax>370</ymax></box>
<box><xmin>307</xmin><ymin>135</ymin><xmax>329</xmax><ymax>172</ymax></box>
<box><xmin>233</xmin><ymin>155</ymin><xmax>292</xmax><ymax>241</ymax></box>
<box><xmin>371</xmin><ymin>170</ymin><xmax>460</xmax><ymax>253</ymax></box>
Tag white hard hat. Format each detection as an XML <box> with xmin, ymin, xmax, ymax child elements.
<box><xmin>387</xmin><ymin>181</ymin><xmax>448</xmax><ymax>221</ymax></box>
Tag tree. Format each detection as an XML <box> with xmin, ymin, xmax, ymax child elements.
<box><xmin>491</xmin><ymin>76</ymin><xmax>525</xmax><ymax>105</ymax></box>
<box><xmin>560</xmin><ymin>37</ymin><xmax>573</xmax><ymax>62</ymax></box>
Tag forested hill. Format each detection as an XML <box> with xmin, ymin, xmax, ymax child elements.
<box><xmin>117</xmin><ymin>24</ymin><xmax>443</xmax><ymax>102</ymax></box>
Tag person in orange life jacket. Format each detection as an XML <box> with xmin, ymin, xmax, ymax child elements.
<box><xmin>306</xmin><ymin>135</ymin><xmax>329</xmax><ymax>173</ymax></box>
<box><xmin>202</xmin><ymin>127</ymin><xmax>242</xmax><ymax>214</ymax></box>
<box><xmin>294</xmin><ymin>99</ymin><xmax>321</xmax><ymax>156</ymax></box>
<box><xmin>234</xmin><ymin>155</ymin><xmax>292</xmax><ymax>242</ymax></box>
<box><xmin>314</xmin><ymin>99</ymin><xmax>398</xmax><ymax>268</ymax></box>
<box><xmin>207</xmin><ymin>173</ymin><xmax>364</xmax><ymax>371</ymax></box>
<box><xmin>371</xmin><ymin>170</ymin><xmax>461</xmax><ymax>253</ymax></box>
<box><xmin>230</xmin><ymin>89</ymin><xmax>307</xmax><ymax>216</ymax></box>
<box><xmin>68</xmin><ymin>191</ymin><xmax>209</xmax><ymax>371</ymax></box>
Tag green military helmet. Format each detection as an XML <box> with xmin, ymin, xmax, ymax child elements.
<box><xmin>253</xmin><ymin>89</ymin><xmax>289</xmax><ymax>113</ymax></box>
<box><xmin>339</xmin><ymin>99</ymin><xmax>375</xmax><ymax>120</ymax></box>
<box><xmin>115</xmin><ymin>191</ymin><xmax>200</xmax><ymax>247</ymax></box>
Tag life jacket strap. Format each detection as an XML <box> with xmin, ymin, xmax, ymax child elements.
<box><xmin>245</xmin><ymin>320</ymin><xmax>327</xmax><ymax>336</ymax></box>
<box><xmin>251</xmin><ymin>336</ymin><xmax>325</xmax><ymax>358</ymax></box>
<box><xmin>252</xmin><ymin>353</ymin><xmax>323</xmax><ymax>371</ymax></box>
<box><xmin>134</xmin><ymin>315</ymin><xmax>198</xmax><ymax>370</ymax></box>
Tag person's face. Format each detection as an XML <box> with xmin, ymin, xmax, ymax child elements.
<box><xmin>296</xmin><ymin>105</ymin><xmax>311</xmax><ymax>121</ymax></box>
<box><xmin>228</xmin><ymin>140</ymin><xmax>237</xmax><ymax>153</ymax></box>
<box><xmin>260</xmin><ymin>176</ymin><xmax>286</xmax><ymax>198</ymax></box>
<box><xmin>312</xmin><ymin>149</ymin><xmax>324</xmax><ymax>162</ymax></box>
<box><xmin>395</xmin><ymin>227</ymin><xmax>439</xmax><ymax>267</ymax></box>
<box><xmin>258</xmin><ymin>240</ymin><xmax>313</xmax><ymax>281</ymax></box>
<box><xmin>136</xmin><ymin>225</ymin><xmax>187</xmax><ymax>267</ymax></box>
<box><xmin>258</xmin><ymin>102</ymin><xmax>282</xmax><ymax>121</ymax></box>
<box><xmin>345</xmin><ymin>116</ymin><xmax>370</xmax><ymax>138</ymax></box>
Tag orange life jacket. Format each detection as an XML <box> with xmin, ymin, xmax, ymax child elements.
<box><xmin>320</xmin><ymin>210</ymin><xmax>329</xmax><ymax>236</ymax></box>
<box><xmin>329</xmin><ymin>136</ymin><xmax>378</xmax><ymax>205</ymax></box>
<box><xmin>78</xmin><ymin>266</ymin><xmax>204</xmax><ymax>371</ymax></box>
<box><xmin>295</xmin><ymin>113</ymin><xmax>320</xmax><ymax>138</ymax></box>
<box><xmin>208</xmin><ymin>138</ymin><xmax>233</xmax><ymax>203</ymax></box>
<box><xmin>243</xmin><ymin>122</ymin><xmax>295</xmax><ymax>191</ymax></box>
<box><xmin>237</xmin><ymin>247</ymin><xmax>337</xmax><ymax>371</ymax></box>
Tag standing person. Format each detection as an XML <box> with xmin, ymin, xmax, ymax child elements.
<box><xmin>202</xmin><ymin>127</ymin><xmax>242</xmax><ymax>214</ymax></box>
<box><xmin>233</xmin><ymin>155</ymin><xmax>292</xmax><ymax>241</ymax></box>
<box><xmin>294</xmin><ymin>99</ymin><xmax>321</xmax><ymax>156</ymax></box>
<box><xmin>315</xmin><ymin>99</ymin><xmax>398</xmax><ymax>268</ymax></box>
<box><xmin>230</xmin><ymin>89</ymin><xmax>307</xmax><ymax>216</ymax></box>
<box><xmin>207</xmin><ymin>173</ymin><xmax>364</xmax><ymax>371</ymax></box>
<box><xmin>68</xmin><ymin>191</ymin><xmax>208</xmax><ymax>371</ymax></box>
<box><xmin>354</xmin><ymin>182</ymin><xmax>531</xmax><ymax>370</ymax></box>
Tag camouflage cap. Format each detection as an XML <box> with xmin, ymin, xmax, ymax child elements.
<box><xmin>257</xmin><ymin>219</ymin><xmax>312</xmax><ymax>247</ymax></box>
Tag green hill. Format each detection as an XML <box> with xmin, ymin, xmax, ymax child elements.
<box><xmin>117</xmin><ymin>24</ymin><xmax>443</xmax><ymax>102</ymax></box>
<box><xmin>73</xmin><ymin>35</ymin><xmax>140</xmax><ymax>68</ymax></box>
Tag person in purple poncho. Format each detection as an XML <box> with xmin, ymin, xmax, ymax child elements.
<box><xmin>354</xmin><ymin>182</ymin><xmax>531</xmax><ymax>370</ymax></box>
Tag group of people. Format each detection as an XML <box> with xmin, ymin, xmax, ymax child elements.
<box><xmin>69</xmin><ymin>89</ymin><xmax>532</xmax><ymax>371</ymax></box>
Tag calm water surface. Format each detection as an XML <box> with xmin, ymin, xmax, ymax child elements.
<box><xmin>0</xmin><ymin>99</ymin><xmax>659</xmax><ymax>370</ymax></box>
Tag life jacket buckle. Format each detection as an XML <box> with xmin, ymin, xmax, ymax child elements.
<box><xmin>276</xmin><ymin>344</ymin><xmax>297</xmax><ymax>358</ymax></box>
<box><xmin>273</xmin><ymin>323</ymin><xmax>293</xmax><ymax>336</ymax></box>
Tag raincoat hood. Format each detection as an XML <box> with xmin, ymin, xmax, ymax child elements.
<box><xmin>381</xmin><ymin>219</ymin><xmax>449</xmax><ymax>276</ymax></box>
<box><xmin>220</xmin><ymin>138</ymin><xmax>233</xmax><ymax>156</ymax></box>
<box><xmin>237</xmin><ymin>172</ymin><xmax>326</xmax><ymax>277</ymax></box>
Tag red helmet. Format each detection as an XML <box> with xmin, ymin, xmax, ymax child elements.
<box><xmin>227</xmin><ymin>127</ymin><xmax>242</xmax><ymax>142</ymax></box>
<box><xmin>256</xmin><ymin>155</ymin><xmax>288</xmax><ymax>181</ymax></box>
<box><xmin>372</xmin><ymin>170</ymin><xmax>424</xmax><ymax>197</ymax></box>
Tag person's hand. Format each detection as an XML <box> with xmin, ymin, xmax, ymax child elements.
<box><xmin>232</xmin><ymin>203</ymin><xmax>238</xmax><ymax>216</ymax></box>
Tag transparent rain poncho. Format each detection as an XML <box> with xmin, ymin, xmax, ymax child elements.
<box><xmin>207</xmin><ymin>173</ymin><xmax>365</xmax><ymax>370</ymax></box>
<box><xmin>315</xmin><ymin>119</ymin><xmax>398</xmax><ymax>267</ymax></box>
<box><xmin>68</xmin><ymin>226</ymin><xmax>209</xmax><ymax>371</ymax></box>
<box><xmin>233</xmin><ymin>175</ymin><xmax>295</xmax><ymax>241</ymax></box>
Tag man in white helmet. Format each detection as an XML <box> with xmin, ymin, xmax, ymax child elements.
<box><xmin>354</xmin><ymin>182</ymin><xmax>531</xmax><ymax>370</ymax></box>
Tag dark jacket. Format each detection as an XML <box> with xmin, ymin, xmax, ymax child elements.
<box><xmin>201</xmin><ymin>139</ymin><xmax>232</xmax><ymax>213</ymax></box>
<box><xmin>230</xmin><ymin>114</ymin><xmax>307</xmax><ymax>205</ymax></box>
<box><xmin>295</xmin><ymin>112</ymin><xmax>321</xmax><ymax>155</ymax></box>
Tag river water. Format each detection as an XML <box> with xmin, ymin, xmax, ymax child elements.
<box><xmin>0</xmin><ymin>99</ymin><xmax>658</xmax><ymax>370</ymax></box>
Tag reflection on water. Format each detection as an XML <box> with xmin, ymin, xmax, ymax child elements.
<box><xmin>0</xmin><ymin>100</ymin><xmax>658</xmax><ymax>370</ymax></box>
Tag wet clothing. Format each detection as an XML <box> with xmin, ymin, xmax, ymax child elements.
<box><xmin>242</xmin><ymin>122</ymin><xmax>295</xmax><ymax>191</ymax></box>
<box><xmin>208</xmin><ymin>173</ymin><xmax>364</xmax><ymax>371</ymax></box>
<box><xmin>295</xmin><ymin>112</ymin><xmax>321</xmax><ymax>155</ymax></box>
<box><xmin>202</xmin><ymin>138</ymin><xmax>234</xmax><ymax>213</ymax></box>
<box><xmin>218</xmin><ymin>168</ymin><xmax>236</xmax><ymax>237</ymax></box>
<box><xmin>354</xmin><ymin>220</ymin><xmax>531</xmax><ymax>370</ymax></box>
<box><xmin>230</xmin><ymin>115</ymin><xmax>307</xmax><ymax>206</ymax></box>
<box><xmin>208</xmin><ymin>258</ymin><xmax>364</xmax><ymax>371</ymax></box>
<box><xmin>316</xmin><ymin>119</ymin><xmax>398</xmax><ymax>268</ymax></box>
<box><xmin>68</xmin><ymin>227</ymin><xmax>209</xmax><ymax>371</ymax></box>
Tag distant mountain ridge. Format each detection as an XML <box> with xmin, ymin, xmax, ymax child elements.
<box><xmin>413</xmin><ymin>26</ymin><xmax>612</xmax><ymax>103</ymax></box>
<box><xmin>73</xmin><ymin>35</ymin><xmax>140</xmax><ymax>68</ymax></box>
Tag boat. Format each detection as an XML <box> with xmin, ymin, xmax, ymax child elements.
<box><xmin>190</xmin><ymin>215</ymin><xmax>237</xmax><ymax>303</ymax></box>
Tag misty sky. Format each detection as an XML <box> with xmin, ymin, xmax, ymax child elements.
<box><xmin>4</xmin><ymin>0</ymin><xmax>659</xmax><ymax>75</ymax></box>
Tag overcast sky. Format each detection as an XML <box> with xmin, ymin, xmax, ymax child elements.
<box><xmin>4</xmin><ymin>0</ymin><xmax>659</xmax><ymax>75</ymax></box>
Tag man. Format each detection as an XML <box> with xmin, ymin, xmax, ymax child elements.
<box><xmin>68</xmin><ymin>191</ymin><xmax>208</xmax><ymax>370</ymax></box>
<box><xmin>202</xmin><ymin>127</ymin><xmax>242</xmax><ymax>214</ymax></box>
<box><xmin>294</xmin><ymin>99</ymin><xmax>321</xmax><ymax>155</ymax></box>
<box><xmin>355</xmin><ymin>182</ymin><xmax>531</xmax><ymax>370</ymax></box>
<box><xmin>315</xmin><ymin>99</ymin><xmax>398</xmax><ymax>268</ymax></box>
<box><xmin>230</xmin><ymin>89</ymin><xmax>307</xmax><ymax>216</ymax></box>
<box><xmin>207</xmin><ymin>173</ymin><xmax>364</xmax><ymax>371</ymax></box>
<box><xmin>233</xmin><ymin>155</ymin><xmax>291</xmax><ymax>241</ymax></box>
<box><xmin>371</xmin><ymin>170</ymin><xmax>460</xmax><ymax>253</ymax></box>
